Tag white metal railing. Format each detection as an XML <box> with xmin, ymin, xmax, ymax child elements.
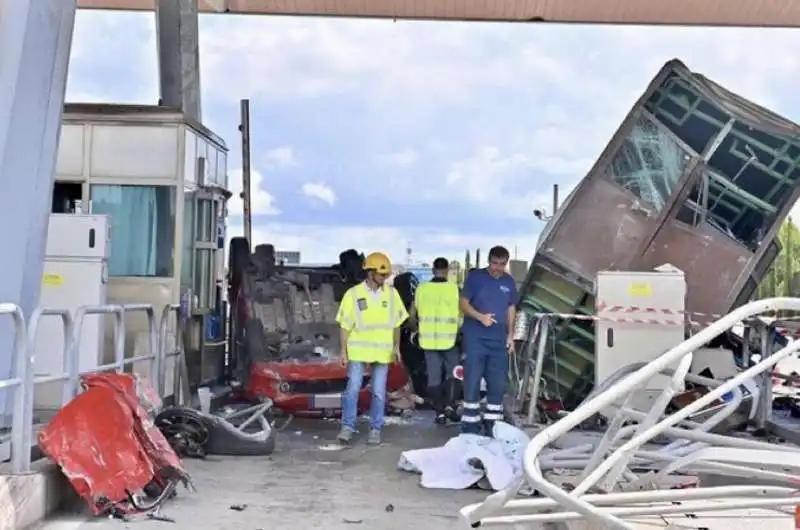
<box><xmin>461</xmin><ymin>297</ymin><xmax>800</xmax><ymax>529</ymax></box>
<box><xmin>158</xmin><ymin>303</ymin><xmax>191</xmax><ymax>407</ymax></box>
<box><xmin>0</xmin><ymin>302</ymin><xmax>186</xmax><ymax>474</ymax></box>
<box><xmin>1</xmin><ymin>303</ymin><xmax>28</xmax><ymax>474</ymax></box>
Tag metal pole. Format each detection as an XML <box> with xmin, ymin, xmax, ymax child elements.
<box><xmin>552</xmin><ymin>184</ymin><xmax>560</xmax><ymax>214</ymax></box>
<box><xmin>786</xmin><ymin>218</ymin><xmax>793</xmax><ymax>317</ymax></box>
<box><xmin>239</xmin><ymin>99</ymin><xmax>252</xmax><ymax>244</ymax></box>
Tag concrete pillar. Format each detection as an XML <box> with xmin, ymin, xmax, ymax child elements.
<box><xmin>0</xmin><ymin>0</ymin><xmax>77</xmax><ymax>426</ymax></box>
<box><xmin>156</xmin><ymin>0</ymin><xmax>202</xmax><ymax>121</ymax></box>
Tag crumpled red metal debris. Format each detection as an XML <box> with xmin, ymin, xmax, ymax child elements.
<box><xmin>38</xmin><ymin>372</ymin><xmax>189</xmax><ymax>516</ymax></box>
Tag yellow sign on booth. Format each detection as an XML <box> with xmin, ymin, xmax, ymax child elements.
<box><xmin>42</xmin><ymin>273</ymin><xmax>64</xmax><ymax>286</ymax></box>
<box><xmin>627</xmin><ymin>282</ymin><xmax>653</xmax><ymax>297</ymax></box>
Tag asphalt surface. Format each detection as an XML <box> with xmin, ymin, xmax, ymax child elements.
<box><xmin>40</xmin><ymin>412</ymin><xmax>489</xmax><ymax>530</ymax></box>
<box><xmin>38</xmin><ymin>410</ymin><xmax>799</xmax><ymax>530</ymax></box>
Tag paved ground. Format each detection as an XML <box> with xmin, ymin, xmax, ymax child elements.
<box><xmin>41</xmin><ymin>412</ymin><xmax>488</xmax><ymax>530</ymax></box>
<box><xmin>38</xmin><ymin>411</ymin><xmax>799</xmax><ymax>530</ymax></box>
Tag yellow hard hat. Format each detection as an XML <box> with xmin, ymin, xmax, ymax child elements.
<box><xmin>363</xmin><ymin>252</ymin><xmax>392</xmax><ymax>274</ymax></box>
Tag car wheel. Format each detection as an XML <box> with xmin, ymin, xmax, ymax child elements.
<box><xmin>228</xmin><ymin>237</ymin><xmax>251</xmax><ymax>288</ymax></box>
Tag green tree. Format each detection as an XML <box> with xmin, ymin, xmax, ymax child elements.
<box><xmin>757</xmin><ymin>217</ymin><xmax>800</xmax><ymax>298</ymax></box>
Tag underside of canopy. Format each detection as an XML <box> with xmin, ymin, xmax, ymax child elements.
<box><xmin>76</xmin><ymin>0</ymin><xmax>800</xmax><ymax>28</ymax></box>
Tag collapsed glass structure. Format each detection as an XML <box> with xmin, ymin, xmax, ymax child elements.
<box><xmin>521</xmin><ymin>59</ymin><xmax>800</xmax><ymax>407</ymax></box>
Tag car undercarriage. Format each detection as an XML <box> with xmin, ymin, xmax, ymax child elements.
<box><xmin>227</xmin><ymin>241</ymin><xmax>428</xmax><ymax>418</ymax></box>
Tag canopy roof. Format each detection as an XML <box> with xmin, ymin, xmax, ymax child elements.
<box><xmin>76</xmin><ymin>0</ymin><xmax>800</xmax><ymax>27</ymax></box>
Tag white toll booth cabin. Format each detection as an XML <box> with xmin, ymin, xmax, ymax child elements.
<box><xmin>51</xmin><ymin>103</ymin><xmax>230</xmax><ymax>404</ymax></box>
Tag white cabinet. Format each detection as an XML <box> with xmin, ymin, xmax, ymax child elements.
<box><xmin>595</xmin><ymin>268</ymin><xmax>687</xmax><ymax>412</ymax></box>
<box><xmin>34</xmin><ymin>214</ymin><xmax>111</xmax><ymax>410</ymax></box>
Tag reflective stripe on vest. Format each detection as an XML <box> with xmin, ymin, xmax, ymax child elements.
<box><xmin>416</xmin><ymin>281</ymin><xmax>460</xmax><ymax>350</ymax></box>
<box><xmin>346</xmin><ymin>282</ymin><xmax>397</xmax><ymax>363</ymax></box>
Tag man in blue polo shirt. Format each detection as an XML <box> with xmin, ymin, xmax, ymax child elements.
<box><xmin>459</xmin><ymin>245</ymin><xmax>517</xmax><ymax>435</ymax></box>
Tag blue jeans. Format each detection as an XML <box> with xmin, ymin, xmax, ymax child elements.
<box><xmin>461</xmin><ymin>336</ymin><xmax>508</xmax><ymax>435</ymax></box>
<box><xmin>341</xmin><ymin>361</ymin><xmax>389</xmax><ymax>432</ymax></box>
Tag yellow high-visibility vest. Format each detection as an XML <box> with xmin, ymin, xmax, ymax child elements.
<box><xmin>414</xmin><ymin>281</ymin><xmax>460</xmax><ymax>350</ymax></box>
<box><xmin>335</xmin><ymin>282</ymin><xmax>408</xmax><ymax>364</ymax></box>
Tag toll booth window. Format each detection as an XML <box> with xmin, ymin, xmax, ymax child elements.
<box><xmin>181</xmin><ymin>194</ymin><xmax>195</xmax><ymax>288</ymax></box>
<box><xmin>91</xmin><ymin>185</ymin><xmax>176</xmax><ymax>277</ymax></box>
<box><xmin>604</xmin><ymin>116</ymin><xmax>691</xmax><ymax>212</ymax></box>
<box><xmin>191</xmin><ymin>197</ymin><xmax>220</xmax><ymax>309</ymax></box>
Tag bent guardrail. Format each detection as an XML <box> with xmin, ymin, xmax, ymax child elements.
<box><xmin>461</xmin><ymin>297</ymin><xmax>800</xmax><ymax>529</ymax></box>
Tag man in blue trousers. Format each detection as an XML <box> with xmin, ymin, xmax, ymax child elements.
<box><xmin>459</xmin><ymin>245</ymin><xmax>517</xmax><ymax>435</ymax></box>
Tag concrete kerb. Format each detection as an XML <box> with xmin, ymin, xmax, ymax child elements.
<box><xmin>0</xmin><ymin>458</ymin><xmax>76</xmax><ymax>529</ymax></box>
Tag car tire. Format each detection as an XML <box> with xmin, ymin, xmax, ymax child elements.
<box><xmin>228</xmin><ymin>236</ymin><xmax>251</xmax><ymax>288</ymax></box>
<box><xmin>392</xmin><ymin>272</ymin><xmax>418</xmax><ymax>311</ymax></box>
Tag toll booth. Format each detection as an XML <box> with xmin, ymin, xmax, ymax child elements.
<box><xmin>519</xmin><ymin>59</ymin><xmax>800</xmax><ymax>407</ymax></box>
<box><xmin>52</xmin><ymin>103</ymin><xmax>230</xmax><ymax>397</ymax></box>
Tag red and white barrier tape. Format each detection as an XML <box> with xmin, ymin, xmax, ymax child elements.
<box><xmin>530</xmin><ymin>311</ymin><xmax>684</xmax><ymax>327</ymax></box>
<box><xmin>596</xmin><ymin>302</ymin><xmax>724</xmax><ymax>321</ymax></box>
<box><xmin>531</xmin><ymin>305</ymin><xmax>800</xmax><ymax>332</ymax></box>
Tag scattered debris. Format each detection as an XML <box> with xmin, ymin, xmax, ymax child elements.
<box><xmin>155</xmin><ymin>404</ymin><xmax>276</xmax><ymax>457</ymax></box>
<box><xmin>148</xmin><ymin>507</ymin><xmax>176</xmax><ymax>524</ymax></box>
<box><xmin>318</xmin><ymin>443</ymin><xmax>346</xmax><ymax>451</ymax></box>
<box><xmin>38</xmin><ymin>372</ymin><xmax>190</xmax><ymax>518</ymax></box>
<box><xmin>399</xmin><ymin>421</ymin><xmax>534</xmax><ymax>494</ymax></box>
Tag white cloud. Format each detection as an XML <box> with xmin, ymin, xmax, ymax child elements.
<box><xmin>263</xmin><ymin>146</ymin><xmax>297</xmax><ymax>168</ymax></box>
<box><xmin>67</xmin><ymin>11</ymin><xmax>157</xmax><ymax>103</ymax></box>
<box><xmin>225</xmin><ymin>147</ymin><xmax>299</xmax><ymax>216</ymax></box>
<box><xmin>68</xmin><ymin>12</ymin><xmax>800</xmax><ymax>263</ymax></box>
<box><xmin>196</xmin><ymin>18</ymin><xmax>800</xmax><ymax>217</ymax></box>
<box><xmin>227</xmin><ymin>221</ymin><xmax>539</xmax><ymax>265</ymax></box>
<box><xmin>438</xmin><ymin>147</ymin><xmax>581</xmax><ymax>218</ymax></box>
<box><xmin>301</xmin><ymin>182</ymin><xmax>337</xmax><ymax>206</ymax></box>
<box><xmin>197</xmin><ymin>19</ymin><xmax>800</xmax><ymax>113</ymax></box>
<box><xmin>227</xmin><ymin>169</ymin><xmax>280</xmax><ymax>216</ymax></box>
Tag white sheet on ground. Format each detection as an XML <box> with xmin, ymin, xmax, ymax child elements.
<box><xmin>398</xmin><ymin>421</ymin><xmax>535</xmax><ymax>495</ymax></box>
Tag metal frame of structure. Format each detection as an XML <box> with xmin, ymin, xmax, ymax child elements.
<box><xmin>461</xmin><ymin>298</ymin><xmax>800</xmax><ymax>529</ymax></box>
<box><xmin>77</xmin><ymin>0</ymin><xmax>800</xmax><ymax>28</ymax></box>
<box><xmin>1</xmin><ymin>0</ymin><xmax>799</xmax><ymax>444</ymax></box>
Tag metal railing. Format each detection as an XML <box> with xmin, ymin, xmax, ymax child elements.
<box><xmin>1</xmin><ymin>303</ymin><xmax>28</xmax><ymax>474</ymax></box>
<box><xmin>460</xmin><ymin>297</ymin><xmax>800</xmax><ymax>529</ymax></box>
<box><xmin>0</xmin><ymin>302</ymin><xmax>184</xmax><ymax>474</ymax></box>
<box><xmin>158</xmin><ymin>303</ymin><xmax>191</xmax><ymax>407</ymax></box>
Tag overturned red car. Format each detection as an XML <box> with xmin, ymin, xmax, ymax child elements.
<box><xmin>227</xmin><ymin>241</ymin><xmax>428</xmax><ymax>417</ymax></box>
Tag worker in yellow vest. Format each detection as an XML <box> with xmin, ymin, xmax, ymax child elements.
<box><xmin>335</xmin><ymin>251</ymin><xmax>408</xmax><ymax>445</ymax></box>
<box><xmin>411</xmin><ymin>257</ymin><xmax>461</xmax><ymax>424</ymax></box>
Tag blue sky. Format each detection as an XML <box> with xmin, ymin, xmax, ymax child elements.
<box><xmin>67</xmin><ymin>11</ymin><xmax>800</xmax><ymax>263</ymax></box>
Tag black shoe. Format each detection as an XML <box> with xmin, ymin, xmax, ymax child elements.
<box><xmin>435</xmin><ymin>413</ymin><xmax>447</xmax><ymax>425</ymax></box>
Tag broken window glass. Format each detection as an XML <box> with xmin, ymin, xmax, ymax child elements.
<box><xmin>604</xmin><ymin>115</ymin><xmax>691</xmax><ymax>212</ymax></box>
<box><xmin>676</xmin><ymin>163</ymin><xmax>772</xmax><ymax>249</ymax></box>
